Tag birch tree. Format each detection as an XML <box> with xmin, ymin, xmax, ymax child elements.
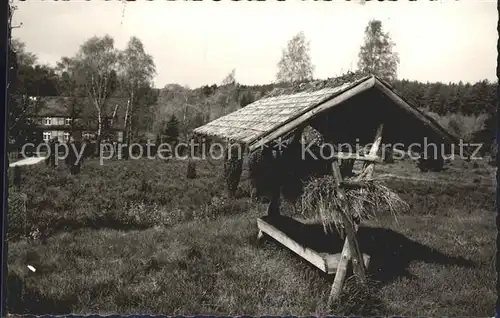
<box><xmin>68</xmin><ymin>35</ymin><xmax>119</xmax><ymax>155</ymax></box>
<box><xmin>56</xmin><ymin>57</ymin><xmax>85</xmax><ymax>137</ymax></box>
<box><xmin>216</xmin><ymin>69</ymin><xmax>240</xmax><ymax>116</ymax></box>
<box><xmin>276</xmin><ymin>32</ymin><xmax>315</xmax><ymax>83</ymax></box>
<box><xmin>118</xmin><ymin>36</ymin><xmax>156</xmax><ymax>146</ymax></box>
<box><xmin>357</xmin><ymin>20</ymin><xmax>400</xmax><ymax>81</ymax></box>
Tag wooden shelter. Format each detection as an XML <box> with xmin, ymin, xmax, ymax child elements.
<box><xmin>193</xmin><ymin>75</ymin><xmax>460</xmax><ymax>300</ymax></box>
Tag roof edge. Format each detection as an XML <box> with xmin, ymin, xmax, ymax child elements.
<box><xmin>372</xmin><ymin>78</ymin><xmax>459</xmax><ymax>143</ymax></box>
<box><xmin>248</xmin><ymin>76</ymin><xmax>377</xmax><ymax>151</ymax></box>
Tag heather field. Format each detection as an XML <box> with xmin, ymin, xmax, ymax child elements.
<box><xmin>6</xmin><ymin>157</ymin><xmax>496</xmax><ymax>316</ymax></box>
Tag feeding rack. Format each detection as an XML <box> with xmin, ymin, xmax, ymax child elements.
<box><xmin>194</xmin><ymin>74</ymin><xmax>459</xmax><ymax>300</ymax></box>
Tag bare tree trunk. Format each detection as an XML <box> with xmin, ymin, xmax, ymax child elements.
<box><xmin>123</xmin><ymin>98</ymin><xmax>131</xmax><ymax>159</ymax></box>
<box><xmin>128</xmin><ymin>91</ymin><xmax>134</xmax><ymax>143</ymax></box>
<box><xmin>124</xmin><ymin>98</ymin><xmax>130</xmax><ymax>141</ymax></box>
<box><xmin>110</xmin><ymin>103</ymin><xmax>119</xmax><ymax>128</ymax></box>
<box><xmin>183</xmin><ymin>95</ymin><xmax>188</xmax><ymax>140</ymax></box>
<box><xmin>95</xmin><ymin>110</ymin><xmax>102</xmax><ymax>157</ymax></box>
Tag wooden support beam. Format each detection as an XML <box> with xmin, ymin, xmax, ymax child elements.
<box><xmin>329</xmin><ymin>160</ymin><xmax>367</xmax><ymax>302</ymax></box>
<box><xmin>331</xmin><ymin>160</ymin><xmax>343</xmax><ymax>187</ymax></box>
<box><xmin>257</xmin><ymin>217</ymin><xmax>370</xmax><ymax>274</ymax></box>
<box><xmin>257</xmin><ymin>218</ymin><xmax>328</xmax><ymax>272</ymax></box>
<box><xmin>265</xmin><ymin>147</ymin><xmax>281</xmax><ymax>218</ymax></box>
<box><xmin>356</xmin><ymin>124</ymin><xmax>384</xmax><ymax>181</ymax></box>
<box><xmin>328</xmin><ymin>236</ymin><xmax>351</xmax><ymax>305</ymax></box>
<box><xmin>369</xmin><ymin>124</ymin><xmax>384</xmax><ymax>157</ymax></box>
<box><xmin>333</xmin><ymin>152</ymin><xmax>381</xmax><ymax>163</ymax></box>
<box><xmin>329</xmin><ymin>123</ymin><xmax>385</xmax><ymax>303</ymax></box>
<box><xmin>343</xmin><ymin>217</ymin><xmax>366</xmax><ymax>282</ymax></box>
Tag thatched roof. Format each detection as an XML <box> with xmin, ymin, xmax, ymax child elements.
<box><xmin>194</xmin><ymin>74</ymin><xmax>459</xmax><ymax>153</ymax></box>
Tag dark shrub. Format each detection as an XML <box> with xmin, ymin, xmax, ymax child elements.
<box><xmin>65</xmin><ymin>141</ymin><xmax>84</xmax><ymax>175</ymax></box>
<box><xmin>223</xmin><ymin>145</ymin><xmax>243</xmax><ymax>198</ymax></box>
<box><xmin>280</xmin><ymin>137</ymin><xmax>304</xmax><ymax>203</ymax></box>
<box><xmin>186</xmin><ymin>159</ymin><xmax>197</xmax><ymax>179</ymax></box>
<box><xmin>7</xmin><ymin>192</ymin><xmax>30</xmax><ymax>241</ymax></box>
<box><xmin>11</xmin><ymin>166</ymin><xmax>21</xmax><ymax>187</ymax></box>
<box><xmin>248</xmin><ymin>147</ymin><xmax>276</xmax><ymax>200</ymax></box>
<box><xmin>383</xmin><ymin>147</ymin><xmax>394</xmax><ymax>164</ymax></box>
<box><xmin>417</xmin><ymin>156</ymin><xmax>444</xmax><ymax>172</ymax></box>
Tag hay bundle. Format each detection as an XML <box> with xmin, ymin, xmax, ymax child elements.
<box><xmin>301</xmin><ymin>176</ymin><xmax>408</xmax><ymax>235</ymax></box>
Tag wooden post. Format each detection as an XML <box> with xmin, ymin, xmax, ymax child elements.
<box><xmin>334</xmin><ymin>183</ymin><xmax>366</xmax><ymax>286</ymax></box>
<box><xmin>356</xmin><ymin>124</ymin><xmax>384</xmax><ymax>181</ymax></box>
<box><xmin>329</xmin><ymin>236</ymin><xmax>351</xmax><ymax>305</ymax></box>
<box><xmin>265</xmin><ymin>146</ymin><xmax>281</xmax><ymax>218</ymax></box>
<box><xmin>328</xmin><ymin>124</ymin><xmax>384</xmax><ymax>304</ymax></box>
<box><xmin>342</xmin><ymin>216</ymin><xmax>365</xmax><ymax>281</ymax></box>
<box><xmin>328</xmin><ymin>159</ymin><xmax>367</xmax><ymax>304</ymax></box>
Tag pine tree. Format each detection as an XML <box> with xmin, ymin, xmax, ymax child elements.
<box><xmin>164</xmin><ymin>115</ymin><xmax>180</xmax><ymax>146</ymax></box>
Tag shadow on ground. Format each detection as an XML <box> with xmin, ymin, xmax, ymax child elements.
<box><xmin>6</xmin><ymin>270</ymin><xmax>77</xmax><ymax>315</ymax></box>
<box><xmin>259</xmin><ymin>215</ymin><xmax>475</xmax><ymax>284</ymax></box>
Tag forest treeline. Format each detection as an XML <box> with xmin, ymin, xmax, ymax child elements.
<box><xmin>8</xmin><ymin>7</ymin><xmax>496</xmax><ymax>155</ymax></box>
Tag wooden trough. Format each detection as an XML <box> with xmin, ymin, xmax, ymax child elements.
<box><xmin>256</xmin><ymin>216</ymin><xmax>370</xmax><ymax>274</ymax></box>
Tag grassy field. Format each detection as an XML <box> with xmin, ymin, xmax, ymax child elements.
<box><xmin>6</xmin><ymin>156</ymin><xmax>496</xmax><ymax>315</ymax></box>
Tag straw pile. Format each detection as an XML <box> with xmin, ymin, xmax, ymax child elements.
<box><xmin>300</xmin><ymin>176</ymin><xmax>408</xmax><ymax>235</ymax></box>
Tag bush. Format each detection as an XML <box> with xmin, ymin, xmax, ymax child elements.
<box><xmin>248</xmin><ymin>148</ymin><xmax>276</xmax><ymax>200</ymax></box>
<box><xmin>10</xmin><ymin>166</ymin><xmax>21</xmax><ymax>187</ymax></box>
<box><xmin>186</xmin><ymin>159</ymin><xmax>197</xmax><ymax>179</ymax></box>
<box><xmin>423</xmin><ymin>111</ymin><xmax>488</xmax><ymax>142</ymax></box>
<box><xmin>417</xmin><ymin>157</ymin><xmax>444</xmax><ymax>172</ymax></box>
<box><xmin>6</xmin><ymin>159</ymin><xmax>229</xmax><ymax>241</ymax></box>
<box><xmin>223</xmin><ymin>145</ymin><xmax>243</xmax><ymax>198</ymax></box>
<box><xmin>7</xmin><ymin>192</ymin><xmax>30</xmax><ymax>241</ymax></box>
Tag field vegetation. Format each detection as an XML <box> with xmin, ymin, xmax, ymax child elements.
<box><xmin>7</xmin><ymin>157</ymin><xmax>496</xmax><ymax>316</ymax></box>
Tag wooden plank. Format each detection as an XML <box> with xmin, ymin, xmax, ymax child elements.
<box><xmin>249</xmin><ymin>77</ymin><xmax>377</xmax><ymax>151</ymax></box>
<box><xmin>333</xmin><ymin>152</ymin><xmax>381</xmax><ymax>163</ymax></box>
<box><xmin>324</xmin><ymin>251</ymin><xmax>370</xmax><ymax>274</ymax></box>
<box><xmin>257</xmin><ymin>230</ymin><xmax>264</xmax><ymax>241</ymax></box>
<box><xmin>257</xmin><ymin>218</ymin><xmax>329</xmax><ymax>273</ymax></box>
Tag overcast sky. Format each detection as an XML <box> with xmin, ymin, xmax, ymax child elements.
<box><xmin>13</xmin><ymin>0</ymin><xmax>496</xmax><ymax>89</ymax></box>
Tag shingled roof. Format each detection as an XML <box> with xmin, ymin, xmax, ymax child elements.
<box><xmin>194</xmin><ymin>75</ymin><xmax>458</xmax><ymax>152</ymax></box>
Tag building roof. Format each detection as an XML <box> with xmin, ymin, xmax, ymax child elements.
<box><xmin>193</xmin><ymin>75</ymin><xmax>459</xmax><ymax>153</ymax></box>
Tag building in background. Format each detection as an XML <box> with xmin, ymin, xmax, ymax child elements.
<box><xmin>37</xmin><ymin>97</ymin><xmax>127</xmax><ymax>143</ymax></box>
